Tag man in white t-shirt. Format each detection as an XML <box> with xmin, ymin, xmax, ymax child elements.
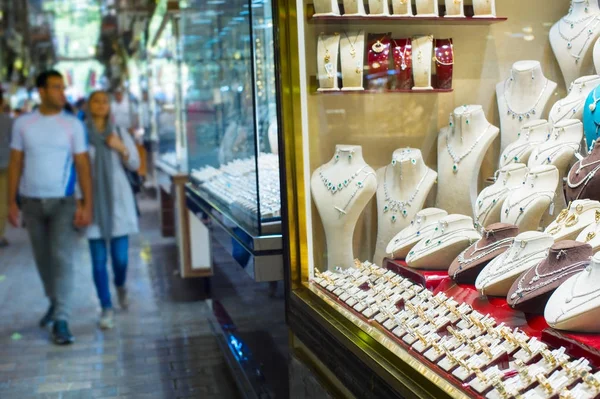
<box><xmin>7</xmin><ymin>70</ymin><xmax>93</xmax><ymax>345</ymax></box>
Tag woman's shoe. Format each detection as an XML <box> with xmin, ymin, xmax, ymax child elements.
<box><xmin>117</xmin><ymin>287</ymin><xmax>129</xmax><ymax>310</ymax></box>
<box><xmin>99</xmin><ymin>309</ymin><xmax>114</xmax><ymax>330</ymax></box>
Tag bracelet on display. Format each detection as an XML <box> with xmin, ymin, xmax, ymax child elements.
<box><xmin>391</xmin><ymin>38</ymin><xmax>413</xmax><ymax>90</ymax></box>
<box><xmin>366</xmin><ymin>33</ymin><xmax>392</xmax><ymax>89</ymax></box>
<box><xmin>433</xmin><ymin>38</ymin><xmax>454</xmax><ymax>90</ymax></box>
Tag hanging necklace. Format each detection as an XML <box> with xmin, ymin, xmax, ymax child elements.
<box><xmin>383</xmin><ymin>166</ymin><xmax>430</xmax><ymax>222</ymax></box>
<box><xmin>557</xmin><ymin>15</ymin><xmax>600</xmax><ymax>64</ymax></box>
<box><xmin>575</xmin><ymin>156</ymin><xmax>600</xmax><ymax>175</ymax></box>
<box><xmin>446</xmin><ymin>124</ymin><xmax>492</xmax><ymax>173</ymax></box>
<box><xmin>319</xmin><ymin>35</ymin><xmax>334</xmax><ymax>81</ymax></box>
<box><xmin>392</xmin><ymin>39</ymin><xmax>409</xmax><ymax>71</ymax></box>
<box><xmin>504</xmin><ymin>76</ymin><xmax>549</xmax><ymax>122</ymax></box>
<box><xmin>535</xmin><ymin>142</ymin><xmax>580</xmax><ymax>165</ymax></box>
<box><xmin>344</xmin><ymin>30</ymin><xmax>362</xmax><ymax>58</ymax></box>
<box><xmin>475</xmin><ymin>184</ymin><xmax>512</xmax><ymax>228</ymax></box>
<box><xmin>319</xmin><ymin>165</ymin><xmax>368</xmax><ymax>195</ymax></box>
<box><xmin>433</xmin><ymin>41</ymin><xmax>454</xmax><ymax>66</ymax></box>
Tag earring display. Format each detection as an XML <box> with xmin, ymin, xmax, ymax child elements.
<box><xmin>472</xmin><ymin>0</ymin><xmax>496</xmax><ymax>17</ymax></box>
<box><xmin>433</xmin><ymin>38</ymin><xmax>454</xmax><ymax>90</ymax></box>
<box><xmin>507</xmin><ymin>241</ymin><xmax>592</xmax><ymax>314</ymax></box>
<box><xmin>366</xmin><ymin>32</ymin><xmax>392</xmax><ymax>90</ymax></box>
<box><xmin>391</xmin><ymin>0</ymin><xmax>413</xmax><ymax>16</ymax></box>
<box><xmin>391</xmin><ymin>38</ymin><xmax>413</xmax><ymax>90</ymax></box>
<box><xmin>444</xmin><ymin>0</ymin><xmax>465</xmax><ymax>18</ymax></box>
<box><xmin>544</xmin><ymin>199</ymin><xmax>600</xmax><ymax>241</ymax></box>
<box><xmin>317</xmin><ymin>32</ymin><xmax>341</xmax><ymax>91</ymax></box>
<box><xmin>313</xmin><ymin>0</ymin><xmax>341</xmax><ymax>16</ymax></box>
<box><xmin>368</xmin><ymin>0</ymin><xmax>390</xmax><ymax>16</ymax></box>
<box><xmin>412</xmin><ymin>35</ymin><xmax>434</xmax><ymax>90</ymax></box>
<box><xmin>342</xmin><ymin>0</ymin><xmax>366</xmax><ymax>15</ymax></box>
<box><xmin>415</xmin><ymin>0</ymin><xmax>439</xmax><ymax>17</ymax></box>
<box><xmin>340</xmin><ymin>30</ymin><xmax>366</xmax><ymax>91</ymax></box>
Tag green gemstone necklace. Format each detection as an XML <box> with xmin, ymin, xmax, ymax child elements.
<box><xmin>446</xmin><ymin>124</ymin><xmax>492</xmax><ymax>173</ymax></box>
<box><xmin>319</xmin><ymin>165</ymin><xmax>368</xmax><ymax>194</ymax></box>
<box><xmin>383</xmin><ymin>166</ymin><xmax>429</xmax><ymax>223</ymax></box>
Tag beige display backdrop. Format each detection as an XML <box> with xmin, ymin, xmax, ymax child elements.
<box><xmin>301</xmin><ymin>0</ymin><xmax>569</xmax><ymax>272</ymax></box>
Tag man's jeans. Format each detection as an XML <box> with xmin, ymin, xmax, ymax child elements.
<box><xmin>21</xmin><ymin>197</ymin><xmax>78</xmax><ymax>321</ymax></box>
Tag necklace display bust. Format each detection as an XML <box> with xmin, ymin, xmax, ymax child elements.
<box><xmin>567</xmin><ymin>138</ymin><xmax>600</xmax><ymax>202</ymax></box>
<box><xmin>508</xmin><ymin>240</ymin><xmax>592</xmax><ymax>314</ymax></box>
<box><xmin>496</xmin><ymin>61</ymin><xmax>557</xmax><ymax>152</ymax></box>
<box><xmin>340</xmin><ymin>30</ymin><xmax>366</xmax><ymax>91</ymax></box>
<box><xmin>499</xmin><ymin>120</ymin><xmax>550</xmax><ymax>169</ymax></box>
<box><xmin>412</xmin><ymin>35</ymin><xmax>434</xmax><ymax>90</ymax></box>
<box><xmin>444</xmin><ymin>0</ymin><xmax>464</xmax><ymax>18</ymax></box>
<box><xmin>550</xmin><ymin>0</ymin><xmax>600</xmax><ymax>87</ymax></box>
<box><xmin>391</xmin><ymin>0</ymin><xmax>413</xmax><ymax>16</ymax></box>
<box><xmin>472</xmin><ymin>0</ymin><xmax>496</xmax><ymax>18</ymax></box>
<box><xmin>449</xmin><ymin>223</ymin><xmax>518</xmax><ymax>285</ymax></box>
<box><xmin>476</xmin><ymin>231</ymin><xmax>554</xmax><ymax>297</ymax></box>
<box><xmin>342</xmin><ymin>0</ymin><xmax>366</xmax><ymax>15</ymax></box>
<box><xmin>415</xmin><ymin>0</ymin><xmax>438</xmax><ymax>17</ymax></box>
<box><xmin>528</xmin><ymin>119</ymin><xmax>583</xmax><ymax>211</ymax></box>
<box><xmin>437</xmin><ymin>105</ymin><xmax>499</xmax><ymax>216</ymax></box>
<box><xmin>311</xmin><ymin>145</ymin><xmax>377</xmax><ymax>271</ymax></box>
<box><xmin>386</xmin><ymin>208</ymin><xmax>448</xmax><ymax>259</ymax></box>
<box><xmin>549</xmin><ymin>75</ymin><xmax>600</xmax><ymax>127</ymax></box>
<box><xmin>367</xmin><ymin>0</ymin><xmax>390</xmax><ymax>16</ymax></box>
<box><xmin>373</xmin><ymin>148</ymin><xmax>437</xmax><ymax>266</ymax></box>
<box><xmin>405</xmin><ymin>214</ymin><xmax>481</xmax><ymax>270</ymax></box>
<box><xmin>576</xmin><ymin>205</ymin><xmax>600</xmax><ymax>252</ymax></box>
<box><xmin>545</xmin><ymin>199</ymin><xmax>600</xmax><ymax>241</ymax></box>
<box><xmin>317</xmin><ymin>33</ymin><xmax>341</xmax><ymax>92</ymax></box>
<box><xmin>546</xmin><ymin>252</ymin><xmax>600</xmax><ymax>332</ymax></box>
<box><xmin>501</xmin><ymin>165</ymin><xmax>559</xmax><ymax>232</ymax></box>
<box><xmin>313</xmin><ymin>0</ymin><xmax>340</xmax><ymax>16</ymax></box>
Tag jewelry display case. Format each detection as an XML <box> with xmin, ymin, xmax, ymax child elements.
<box><xmin>277</xmin><ymin>1</ymin><xmax>600</xmax><ymax>398</ymax></box>
<box><xmin>181</xmin><ymin>0</ymin><xmax>283</xmax><ymax>282</ymax></box>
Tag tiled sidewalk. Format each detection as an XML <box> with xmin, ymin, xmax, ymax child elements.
<box><xmin>0</xmin><ymin>199</ymin><xmax>238</xmax><ymax>399</ymax></box>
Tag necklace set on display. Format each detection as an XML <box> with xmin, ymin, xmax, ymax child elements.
<box><xmin>558</xmin><ymin>13</ymin><xmax>600</xmax><ymax>64</ymax></box>
<box><xmin>319</xmin><ymin>164</ymin><xmax>376</xmax><ymax>217</ymax></box>
<box><xmin>455</xmin><ymin>237</ymin><xmax>514</xmax><ymax>272</ymax></box>
<box><xmin>504</xmin><ymin>75</ymin><xmax>549</xmax><ymax>122</ymax></box>
<box><xmin>343</xmin><ymin>30</ymin><xmax>363</xmax><ymax>74</ymax></box>
<box><xmin>512</xmin><ymin>259</ymin><xmax>589</xmax><ymax>301</ymax></box>
<box><xmin>550</xmin><ymin>97</ymin><xmax>583</xmax><ymax>125</ymax></box>
<box><xmin>408</xmin><ymin>227</ymin><xmax>478</xmax><ymax>258</ymax></box>
<box><xmin>446</xmin><ymin>124</ymin><xmax>493</xmax><ymax>173</ymax></box>
<box><xmin>383</xmin><ymin>165</ymin><xmax>429</xmax><ymax>223</ymax></box>
<box><xmin>504</xmin><ymin>190</ymin><xmax>556</xmax><ymax>224</ymax></box>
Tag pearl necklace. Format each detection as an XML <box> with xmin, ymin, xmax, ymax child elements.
<box><xmin>383</xmin><ymin>167</ymin><xmax>429</xmax><ymax>222</ymax></box>
<box><xmin>504</xmin><ymin>77</ymin><xmax>549</xmax><ymax>122</ymax></box>
<box><xmin>512</xmin><ymin>260</ymin><xmax>588</xmax><ymax>300</ymax></box>
<box><xmin>446</xmin><ymin>124</ymin><xmax>492</xmax><ymax>173</ymax></box>
<box><xmin>319</xmin><ymin>165</ymin><xmax>368</xmax><ymax>194</ymax></box>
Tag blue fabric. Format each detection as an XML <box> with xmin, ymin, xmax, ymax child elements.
<box><xmin>583</xmin><ymin>88</ymin><xmax>600</xmax><ymax>151</ymax></box>
<box><xmin>88</xmin><ymin>236</ymin><xmax>129</xmax><ymax>309</ymax></box>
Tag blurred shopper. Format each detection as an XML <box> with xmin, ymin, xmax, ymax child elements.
<box><xmin>0</xmin><ymin>90</ymin><xmax>14</xmax><ymax>247</ymax></box>
<box><xmin>7</xmin><ymin>70</ymin><xmax>93</xmax><ymax>345</ymax></box>
<box><xmin>111</xmin><ymin>87</ymin><xmax>134</xmax><ymax>133</ymax></box>
<box><xmin>86</xmin><ymin>90</ymin><xmax>140</xmax><ymax>329</ymax></box>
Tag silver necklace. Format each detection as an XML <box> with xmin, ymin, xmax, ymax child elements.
<box><xmin>535</xmin><ymin>143</ymin><xmax>580</xmax><ymax>165</ymax></box>
<box><xmin>565</xmin><ymin>265</ymin><xmax>599</xmax><ymax>303</ymax></box>
<box><xmin>512</xmin><ymin>261</ymin><xmax>588</xmax><ymax>300</ymax></box>
<box><xmin>549</xmin><ymin>97</ymin><xmax>582</xmax><ymax>125</ymax></box>
<box><xmin>504</xmin><ymin>77</ymin><xmax>549</xmax><ymax>121</ymax></box>
<box><xmin>504</xmin><ymin>191</ymin><xmax>555</xmax><ymax>223</ymax></box>
<box><xmin>446</xmin><ymin>124</ymin><xmax>492</xmax><ymax>173</ymax></box>
<box><xmin>575</xmin><ymin>156</ymin><xmax>600</xmax><ymax>175</ymax></box>
<box><xmin>334</xmin><ymin>171</ymin><xmax>377</xmax><ymax>217</ymax></box>
<box><xmin>478</xmin><ymin>243</ymin><xmax>550</xmax><ymax>288</ymax></box>
<box><xmin>475</xmin><ymin>186</ymin><xmax>511</xmax><ymax>227</ymax></box>
<box><xmin>319</xmin><ymin>165</ymin><xmax>368</xmax><ymax>194</ymax></box>
<box><xmin>409</xmin><ymin>228</ymin><xmax>478</xmax><ymax>258</ymax></box>
<box><xmin>383</xmin><ymin>166</ymin><xmax>429</xmax><ymax>222</ymax></box>
<box><xmin>456</xmin><ymin>237</ymin><xmax>513</xmax><ymax>269</ymax></box>
<box><xmin>557</xmin><ymin>16</ymin><xmax>600</xmax><ymax>64</ymax></box>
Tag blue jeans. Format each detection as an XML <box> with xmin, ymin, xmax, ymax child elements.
<box><xmin>89</xmin><ymin>236</ymin><xmax>129</xmax><ymax>309</ymax></box>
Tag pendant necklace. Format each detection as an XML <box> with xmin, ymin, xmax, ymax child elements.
<box><xmin>565</xmin><ymin>265</ymin><xmax>600</xmax><ymax>304</ymax></box>
<box><xmin>504</xmin><ymin>75</ymin><xmax>549</xmax><ymax>122</ymax></box>
<box><xmin>446</xmin><ymin>124</ymin><xmax>492</xmax><ymax>173</ymax></box>
<box><xmin>319</xmin><ymin>35</ymin><xmax>335</xmax><ymax>81</ymax></box>
<box><xmin>372</xmin><ymin>35</ymin><xmax>387</xmax><ymax>53</ymax></box>
<box><xmin>319</xmin><ymin>165</ymin><xmax>368</xmax><ymax>195</ymax></box>
<box><xmin>504</xmin><ymin>191</ymin><xmax>556</xmax><ymax>224</ymax></box>
<box><xmin>478</xmin><ymin>243</ymin><xmax>549</xmax><ymax>288</ymax></box>
<box><xmin>408</xmin><ymin>228</ymin><xmax>479</xmax><ymax>258</ymax></box>
<box><xmin>475</xmin><ymin>185</ymin><xmax>511</xmax><ymax>228</ymax></box>
<box><xmin>383</xmin><ymin>166</ymin><xmax>429</xmax><ymax>222</ymax></box>
<box><xmin>344</xmin><ymin>30</ymin><xmax>362</xmax><ymax>59</ymax></box>
<box><xmin>512</xmin><ymin>260</ymin><xmax>589</xmax><ymax>300</ymax></box>
<box><xmin>392</xmin><ymin>39</ymin><xmax>409</xmax><ymax>71</ymax></box>
<box><xmin>557</xmin><ymin>15</ymin><xmax>600</xmax><ymax>64</ymax></box>
<box><xmin>333</xmin><ymin>170</ymin><xmax>376</xmax><ymax>218</ymax></box>
<box><xmin>549</xmin><ymin>97</ymin><xmax>582</xmax><ymax>125</ymax></box>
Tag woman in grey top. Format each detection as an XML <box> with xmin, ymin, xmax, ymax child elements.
<box><xmin>86</xmin><ymin>90</ymin><xmax>140</xmax><ymax>329</ymax></box>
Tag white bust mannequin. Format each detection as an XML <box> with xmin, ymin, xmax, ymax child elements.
<box><xmin>473</xmin><ymin>0</ymin><xmax>496</xmax><ymax>18</ymax></box>
<box><xmin>549</xmin><ymin>0</ymin><xmax>600</xmax><ymax>87</ymax></box>
<box><xmin>391</xmin><ymin>0</ymin><xmax>413</xmax><ymax>16</ymax></box>
<box><xmin>496</xmin><ymin>61</ymin><xmax>558</xmax><ymax>151</ymax></box>
<box><xmin>368</xmin><ymin>0</ymin><xmax>390</xmax><ymax>15</ymax></box>
<box><xmin>311</xmin><ymin>145</ymin><xmax>378</xmax><ymax>271</ymax></box>
<box><xmin>313</xmin><ymin>0</ymin><xmax>341</xmax><ymax>16</ymax></box>
<box><xmin>549</xmin><ymin>75</ymin><xmax>600</xmax><ymax>126</ymax></box>
<box><xmin>386</xmin><ymin>208</ymin><xmax>448</xmax><ymax>259</ymax></box>
<box><xmin>373</xmin><ymin>148</ymin><xmax>437</xmax><ymax>265</ymax></box>
<box><xmin>576</xmin><ymin>207</ymin><xmax>600</xmax><ymax>251</ymax></box>
<box><xmin>415</xmin><ymin>0</ymin><xmax>438</xmax><ymax>16</ymax></box>
<box><xmin>342</xmin><ymin>0</ymin><xmax>366</xmax><ymax>15</ymax></box>
<box><xmin>437</xmin><ymin>105</ymin><xmax>500</xmax><ymax>216</ymax></box>
<box><xmin>545</xmin><ymin>252</ymin><xmax>600</xmax><ymax>332</ymax></box>
<box><xmin>317</xmin><ymin>33</ymin><xmax>341</xmax><ymax>92</ymax></box>
<box><xmin>594</xmin><ymin>37</ymin><xmax>600</xmax><ymax>72</ymax></box>
<box><xmin>444</xmin><ymin>0</ymin><xmax>464</xmax><ymax>18</ymax></box>
<box><xmin>474</xmin><ymin>163</ymin><xmax>529</xmax><ymax>230</ymax></box>
<box><xmin>406</xmin><ymin>214</ymin><xmax>481</xmax><ymax>270</ymax></box>
<box><xmin>476</xmin><ymin>231</ymin><xmax>554</xmax><ymax>296</ymax></box>
<box><xmin>340</xmin><ymin>30</ymin><xmax>366</xmax><ymax>91</ymax></box>
<box><xmin>499</xmin><ymin>120</ymin><xmax>550</xmax><ymax>169</ymax></box>
<box><xmin>528</xmin><ymin>119</ymin><xmax>583</xmax><ymax>211</ymax></box>
<box><xmin>412</xmin><ymin>35</ymin><xmax>434</xmax><ymax>90</ymax></box>
<box><xmin>545</xmin><ymin>199</ymin><xmax>600</xmax><ymax>241</ymax></box>
<box><xmin>501</xmin><ymin>165</ymin><xmax>560</xmax><ymax>232</ymax></box>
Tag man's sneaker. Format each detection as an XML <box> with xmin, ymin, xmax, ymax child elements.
<box><xmin>39</xmin><ymin>305</ymin><xmax>55</xmax><ymax>328</ymax></box>
<box><xmin>117</xmin><ymin>287</ymin><xmax>129</xmax><ymax>310</ymax></box>
<box><xmin>52</xmin><ymin>320</ymin><xmax>74</xmax><ymax>345</ymax></box>
<box><xmin>98</xmin><ymin>309</ymin><xmax>114</xmax><ymax>330</ymax></box>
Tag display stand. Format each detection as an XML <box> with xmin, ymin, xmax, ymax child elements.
<box><xmin>544</xmin><ymin>199</ymin><xmax>600</xmax><ymax>242</ymax></box>
<box><xmin>437</xmin><ymin>105</ymin><xmax>499</xmax><ymax>216</ymax></box>
<box><xmin>411</xmin><ymin>35</ymin><xmax>434</xmax><ymax>90</ymax></box>
<box><xmin>567</xmin><ymin>138</ymin><xmax>600</xmax><ymax>203</ymax></box>
<box><xmin>386</xmin><ymin>208</ymin><xmax>448</xmax><ymax>260</ymax></box>
<box><xmin>415</xmin><ymin>0</ymin><xmax>438</xmax><ymax>17</ymax></box>
<box><xmin>313</xmin><ymin>0</ymin><xmax>340</xmax><ymax>16</ymax></box>
<box><xmin>496</xmin><ymin>61</ymin><xmax>557</xmax><ymax>151</ymax></box>
<box><xmin>368</xmin><ymin>0</ymin><xmax>390</xmax><ymax>16</ymax></box>
<box><xmin>384</xmin><ymin>258</ymin><xmax>449</xmax><ymax>290</ymax></box>
<box><xmin>444</xmin><ymin>0</ymin><xmax>465</xmax><ymax>18</ymax></box>
<box><xmin>340</xmin><ymin>30</ymin><xmax>366</xmax><ymax>91</ymax></box>
<box><xmin>548</xmin><ymin>75</ymin><xmax>600</xmax><ymax>127</ymax></box>
<box><xmin>342</xmin><ymin>0</ymin><xmax>366</xmax><ymax>16</ymax></box>
<box><xmin>366</xmin><ymin>33</ymin><xmax>391</xmax><ymax>90</ymax></box>
<box><xmin>583</xmin><ymin>85</ymin><xmax>600</xmax><ymax>151</ymax></box>
<box><xmin>549</xmin><ymin>1</ymin><xmax>600</xmax><ymax>87</ymax></box>
<box><xmin>472</xmin><ymin>0</ymin><xmax>496</xmax><ymax>18</ymax></box>
<box><xmin>499</xmin><ymin>120</ymin><xmax>549</xmax><ymax>168</ymax></box>
<box><xmin>317</xmin><ymin>33</ymin><xmax>341</xmax><ymax>92</ymax></box>
<box><xmin>391</xmin><ymin>0</ymin><xmax>413</xmax><ymax>17</ymax></box>
<box><xmin>391</xmin><ymin>38</ymin><xmax>413</xmax><ymax>90</ymax></box>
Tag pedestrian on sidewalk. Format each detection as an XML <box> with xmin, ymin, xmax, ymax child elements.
<box><xmin>7</xmin><ymin>70</ymin><xmax>93</xmax><ymax>345</ymax></box>
<box><xmin>86</xmin><ymin>90</ymin><xmax>140</xmax><ymax>330</ymax></box>
<box><xmin>0</xmin><ymin>89</ymin><xmax>14</xmax><ymax>247</ymax></box>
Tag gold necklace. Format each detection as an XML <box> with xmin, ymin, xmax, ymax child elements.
<box><xmin>372</xmin><ymin>35</ymin><xmax>387</xmax><ymax>53</ymax></box>
<box><xmin>433</xmin><ymin>41</ymin><xmax>454</xmax><ymax>66</ymax></box>
<box><xmin>319</xmin><ymin>34</ymin><xmax>331</xmax><ymax>63</ymax></box>
<box><xmin>344</xmin><ymin>30</ymin><xmax>362</xmax><ymax>58</ymax></box>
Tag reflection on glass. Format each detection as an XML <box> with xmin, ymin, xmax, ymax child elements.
<box><xmin>182</xmin><ymin>0</ymin><xmax>280</xmax><ymax>236</ymax></box>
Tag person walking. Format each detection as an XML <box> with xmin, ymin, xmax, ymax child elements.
<box><xmin>86</xmin><ymin>90</ymin><xmax>139</xmax><ymax>329</ymax></box>
<box><xmin>7</xmin><ymin>70</ymin><xmax>93</xmax><ymax>345</ymax></box>
<box><xmin>0</xmin><ymin>89</ymin><xmax>14</xmax><ymax>247</ymax></box>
